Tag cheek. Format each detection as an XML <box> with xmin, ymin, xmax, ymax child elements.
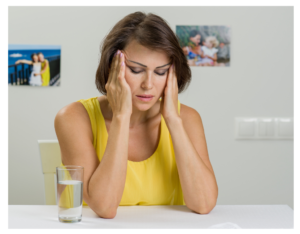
<box><xmin>155</xmin><ymin>77</ymin><xmax>167</xmax><ymax>95</ymax></box>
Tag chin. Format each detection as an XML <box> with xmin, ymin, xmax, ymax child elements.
<box><xmin>132</xmin><ymin>98</ymin><xmax>157</xmax><ymax>112</ymax></box>
<box><xmin>133</xmin><ymin>102</ymin><xmax>153</xmax><ymax>112</ymax></box>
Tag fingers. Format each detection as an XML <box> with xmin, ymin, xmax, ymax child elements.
<box><xmin>172</xmin><ymin>63</ymin><xmax>177</xmax><ymax>82</ymax></box>
<box><xmin>166</xmin><ymin>63</ymin><xmax>178</xmax><ymax>92</ymax></box>
<box><xmin>109</xmin><ymin>50</ymin><xmax>120</xmax><ymax>85</ymax></box>
<box><xmin>106</xmin><ymin>50</ymin><xmax>127</xmax><ymax>93</ymax></box>
<box><xmin>172</xmin><ymin>64</ymin><xmax>177</xmax><ymax>88</ymax></box>
<box><xmin>118</xmin><ymin>52</ymin><xmax>126</xmax><ymax>85</ymax></box>
<box><xmin>113</xmin><ymin>50</ymin><xmax>125</xmax><ymax>85</ymax></box>
<box><xmin>114</xmin><ymin>51</ymin><xmax>122</xmax><ymax>84</ymax></box>
<box><xmin>167</xmin><ymin>63</ymin><xmax>175</xmax><ymax>88</ymax></box>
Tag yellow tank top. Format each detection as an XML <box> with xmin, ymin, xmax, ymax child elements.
<box><xmin>41</xmin><ymin>59</ymin><xmax>50</xmax><ymax>86</ymax></box>
<box><xmin>59</xmin><ymin>96</ymin><xmax>185</xmax><ymax>208</ymax></box>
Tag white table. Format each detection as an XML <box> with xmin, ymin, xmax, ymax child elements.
<box><xmin>9</xmin><ymin>205</ymin><xmax>293</xmax><ymax>229</ymax></box>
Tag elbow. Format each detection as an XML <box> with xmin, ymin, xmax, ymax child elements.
<box><xmin>198</xmin><ymin>204</ymin><xmax>215</xmax><ymax>214</ymax></box>
<box><xmin>190</xmin><ymin>199</ymin><xmax>217</xmax><ymax>215</ymax></box>
<box><xmin>193</xmin><ymin>204</ymin><xmax>215</xmax><ymax>215</ymax></box>
<box><xmin>99</xmin><ymin>211</ymin><xmax>117</xmax><ymax>219</ymax></box>
<box><xmin>87</xmin><ymin>196</ymin><xmax>118</xmax><ymax>219</ymax></box>
<box><xmin>94</xmin><ymin>206</ymin><xmax>117</xmax><ymax>219</ymax></box>
<box><xmin>85</xmin><ymin>185</ymin><xmax>118</xmax><ymax>219</ymax></box>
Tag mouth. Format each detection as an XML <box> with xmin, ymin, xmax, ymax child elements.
<box><xmin>137</xmin><ymin>94</ymin><xmax>154</xmax><ymax>98</ymax></box>
<box><xmin>136</xmin><ymin>95</ymin><xmax>154</xmax><ymax>102</ymax></box>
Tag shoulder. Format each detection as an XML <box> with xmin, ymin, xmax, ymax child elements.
<box><xmin>56</xmin><ymin>101</ymin><xmax>87</xmax><ymax>119</ymax></box>
<box><xmin>55</xmin><ymin>101</ymin><xmax>93</xmax><ymax>141</ymax></box>
<box><xmin>180</xmin><ymin>103</ymin><xmax>204</xmax><ymax>132</ymax></box>
<box><xmin>180</xmin><ymin>103</ymin><xmax>202</xmax><ymax>122</ymax></box>
<box><xmin>42</xmin><ymin>59</ymin><xmax>49</xmax><ymax>65</ymax></box>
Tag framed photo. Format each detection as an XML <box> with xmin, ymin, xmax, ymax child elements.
<box><xmin>8</xmin><ymin>44</ymin><xmax>61</xmax><ymax>86</ymax></box>
<box><xmin>176</xmin><ymin>25</ymin><xmax>231</xmax><ymax>67</ymax></box>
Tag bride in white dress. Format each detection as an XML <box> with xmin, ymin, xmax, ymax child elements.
<box><xmin>15</xmin><ymin>53</ymin><xmax>43</xmax><ymax>86</ymax></box>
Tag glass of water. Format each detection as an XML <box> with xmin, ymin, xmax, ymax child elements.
<box><xmin>56</xmin><ymin>165</ymin><xmax>84</xmax><ymax>223</ymax></box>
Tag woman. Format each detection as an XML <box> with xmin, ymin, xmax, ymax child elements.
<box><xmin>182</xmin><ymin>29</ymin><xmax>203</xmax><ymax>66</ymax></box>
<box><xmin>37</xmin><ymin>52</ymin><xmax>51</xmax><ymax>86</ymax></box>
<box><xmin>55</xmin><ymin>12</ymin><xmax>218</xmax><ymax>219</ymax></box>
<box><xmin>15</xmin><ymin>53</ymin><xmax>43</xmax><ymax>86</ymax></box>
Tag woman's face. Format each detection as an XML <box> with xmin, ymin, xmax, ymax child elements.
<box><xmin>32</xmin><ymin>55</ymin><xmax>38</xmax><ymax>63</ymax></box>
<box><xmin>190</xmin><ymin>34</ymin><xmax>201</xmax><ymax>45</ymax></box>
<box><xmin>121</xmin><ymin>40</ymin><xmax>172</xmax><ymax>111</ymax></box>
<box><xmin>38</xmin><ymin>53</ymin><xmax>44</xmax><ymax>62</ymax></box>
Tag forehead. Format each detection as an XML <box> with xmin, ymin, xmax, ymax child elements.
<box><xmin>124</xmin><ymin>39</ymin><xmax>170</xmax><ymax>65</ymax></box>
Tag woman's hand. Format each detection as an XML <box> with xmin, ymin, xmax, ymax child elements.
<box><xmin>105</xmin><ymin>50</ymin><xmax>132</xmax><ymax>118</ymax></box>
<box><xmin>160</xmin><ymin>63</ymin><xmax>180</xmax><ymax>123</ymax></box>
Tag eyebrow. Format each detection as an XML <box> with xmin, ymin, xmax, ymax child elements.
<box><xmin>126</xmin><ymin>59</ymin><xmax>171</xmax><ymax>68</ymax></box>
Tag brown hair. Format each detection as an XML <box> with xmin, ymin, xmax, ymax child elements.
<box><xmin>95</xmin><ymin>11</ymin><xmax>191</xmax><ymax>95</ymax></box>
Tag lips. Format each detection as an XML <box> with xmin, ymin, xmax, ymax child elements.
<box><xmin>136</xmin><ymin>95</ymin><xmax>154</xmax><ymax>102</ymax></box>
<box><xmin>136</xmin><ymin>95</ymin><xmax>154</xmax><ymax>98</ymax></box>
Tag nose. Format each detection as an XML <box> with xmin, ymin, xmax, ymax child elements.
<box><xmin>141</xmin><ymin>72</ymin><xmax>153</xmax><ymax>90</ymax></box>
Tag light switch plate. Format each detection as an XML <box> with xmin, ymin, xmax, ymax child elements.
<box><xmin>258</xmin><ymin>118</ymin><xmax>275</xmax><ymax>137</ymax></box>
<box><xmin>276</xmin><ymin>118</ymin><xmax>293</xmax><ymax>139</ymax></box>
<box><xmin>235</xmin><ymin>118</ymin><xmax>257</xmax><ymax>139</ymax></box>
<box><xmin>235</xmin><ymin>117</ymin><xmax>293</xmax><ymax>140</ymax></box>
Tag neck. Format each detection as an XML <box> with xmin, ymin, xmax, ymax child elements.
<box><xmin>105</xmin><ymin>97</ymin><xmax>160</xmax><ymax>128</ymax></box>
<box><xmin>129</xmin><ymin>104</ymin><xmax>159</xmax><ymax>128</ymax></box>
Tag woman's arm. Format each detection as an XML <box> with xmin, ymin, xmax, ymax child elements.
<box><xmin>161</xmin><ymin>64</ymin><xmax>217</xmax><ymax>214</ymax></box>
<box><xmin>196</xmin><ymin>46</ymin><xmax>203</xmax><ymax>57</ymax></box>
<box><xmin>15</xmin><ymin>59</ymin><xmax>33</xmax><ymax>65</ymax></box>
<box><xmin>54</xmin><ymin>102</ymin><xmax>130</xmax><ymax>219</ymax></box>
<box><xmin>166</xmin><ymin>106</ymin><xmax>218</xmax><ymax>214</ymax></box>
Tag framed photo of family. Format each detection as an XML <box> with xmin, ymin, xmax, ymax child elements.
<box><xmin>8</xmin><ymin>44</ymin><xmax>61</xmax><ymax>86</ymax></box>
<box><xmin>176</xmin><ymin>25</ymin><xmax>231</xmax><ymax>67</ymax></box>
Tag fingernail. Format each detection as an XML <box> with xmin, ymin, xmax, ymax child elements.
<box><xmin>120</xmin><ymin>52</ymin><xmax>123</xmax><ymax>57</ymax></box>
<box><xmin>117</xmin><ymin>50</ymin><xmax>120</xmax><ymax>55</ymax></box>
<box><xmin>121</xmin><ymin>61</ymin><xmax>124</xmax><ymax>66</ymax></box>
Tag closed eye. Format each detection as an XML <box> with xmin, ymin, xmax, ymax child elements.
<box><xmin>129</xmin><ymin>68</ymin><xmax>166</xmax><ymax>76</ymax></box>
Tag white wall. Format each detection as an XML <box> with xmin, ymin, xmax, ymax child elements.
<box><xmin>8</xmin><ymin>6</ymin><xmax>293</xmax><ymax>209</ymax></box>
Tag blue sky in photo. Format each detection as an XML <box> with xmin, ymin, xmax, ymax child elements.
<box><xmin>9</xmin><ymin>44</ymin><xmax>61</xmax><ymax>50</ymax></box>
